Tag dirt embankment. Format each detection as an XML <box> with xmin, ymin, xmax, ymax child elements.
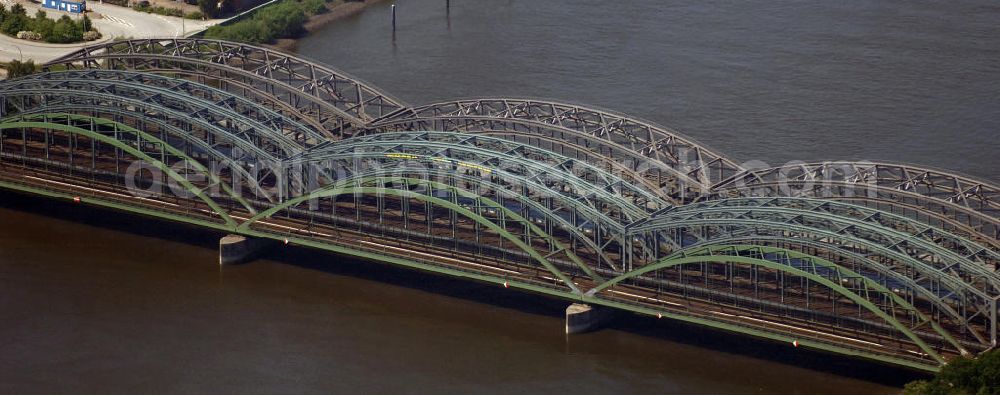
<box><xmin>267</xmin><ymin>0</ymin><xmax>393</xmax><ymax>52</ymax></box>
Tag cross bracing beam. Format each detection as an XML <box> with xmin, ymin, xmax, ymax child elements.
<box><xmin>0</xmin><ymin>38</ymin><xmax>987</xmax><ymax>371</ymax></box>
<box><xmin>301</xmin><ymin>131</ymin><xmax>668</xmax><ymax>214</ymax></box>
<box><xmin>626</xmin><ymin>216</ymin><xmax>998</xmax><ymax>348</ymax></box>
<box><xmin>20</xmin><ymin>69</ymin><xmax>330</xmax><ymax>144</ymax></box>
<box><xmin>672</xmin><ymin>236</ymin><xmax>993</xmax><ymax>347</ymax></box>
<box><xmin>713</xmin><ymin>162</ymin><xmax>1000</xmax><ymax>243</ymax></box>
<box><xmin>632</xmin><ymin>207</ymin><xmax>1000</xmax><ymax>301</ymax></box>
<box><xmin>13</xmin><ymin>108</ymin><xmax>274</xmax><ymax>203</ymax></box>
<box><xmin>46</xmin><ymin>38</ymin><xmax>408</xmax><ymax>125</ymax></box>
<box><xmin>282</xmin><ymin>139</ymin><xmax>640</xmax><ymax>271</ymax></box>
<box><xmin>0</xmin><ymin>117</ymin><xmax>237</xmax><ymax>226</ymax></box>
<box><xmin>635</xmin><ymin>203</ymin><xmax>1000</xmax><ymax>294</ymax></box>
<box><xmin>373</xmin><ymin>98</ymin><xmax>745</xmax><ymax>196</ymax></box>
<box><xmin>0</xmin><ymin>72</ymin><xmax>315</xmax><ymax>155</ymax></box>
<box><xmin>591</xmin><ymin>244</ymin><xmax>969</xmax><ymax>365</ymax></box>
<box><xmin>291</xmin><ymin>132</ymin><xmax>657</xmax><ymax>228</ymax></box>
<box><xmin>370</xmin><ymin>116</ymin><xmax>704</xmax><ymax>203</ymax></box>
<box><xmin>240</xmin><ymin>176</ymin><xmax>599</xmax><ymax>294</ymax></box>
<box><xmin>658</xmin><ymin>197</ymin><xmax>1000</xmax><ymax>269</ymax></box>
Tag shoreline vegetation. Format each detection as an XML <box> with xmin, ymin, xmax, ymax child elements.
<box><xmin>132</xmin><ymin>3</ymin><xmax>204</xmax><ymax>20</ymax></box>
<box><xmin>203</xmin><ymin>0</ymin><xmax>388</xmax><ymax>52</ymax></box>
<box><xmin>0</xmin><ymin>4</ymin><xmax>101</xmax><ymax>44</ymax></box>
<box><xmin>903</xmin><ymin>349</ymin><xmax>998</xmax><ymax>394</ymax></box>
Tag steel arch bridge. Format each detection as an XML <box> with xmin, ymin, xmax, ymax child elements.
<box><xmin>0</xmin><ymin>38</ymin><xmax>996</xmax><ymax>372</ymax></box>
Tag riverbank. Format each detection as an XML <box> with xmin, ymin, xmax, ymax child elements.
<box><xmin>266</xmin><ymin>0</ymin><xmax>392</xmax><ymax>52</ymax></box>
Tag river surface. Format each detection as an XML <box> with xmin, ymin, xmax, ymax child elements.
<box><xmin>3</xmin><ymin>0</ymin><xmax>998</xmax><ymax>393</ymax></box>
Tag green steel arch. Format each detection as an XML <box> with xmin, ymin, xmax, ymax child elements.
<box><xmin>18</xmin><ymin>69</ymin><xmax>330</xmax><ymax>145</ymax></box>
<box><xmin>15</xmin><ymin>107</ymin><xmax>275</xmax><ymax>202</ymax></box>
<box><xmin>635</xmin><ymin>204</ymin><xmax>1000</xmax><ymax>295</ymax></box>
<box><xmin>295</xmin><ymin>133</ymin><xmax>663</xmax><ymax>224</ymax></box>
<box><xmin>591</xmin><ymin>244</ymin><xmax>963</xmax><ymax>364</ymax></box>
<box><xmin>626</xmin><ymin>217</ymin><xmax>998</xmax><ymax>350</ymax></box>
<box><xmin>239</xmin><ymin>176</ymin><xmax>606</xmax><ymax>294</ymax></box>
<box><xmin>0</xmin><ymin>78</ymin><xmax>307</xmax><ymax>156</ymax></box>
<box><xmin>0</xmin><ymin>117</ymin><xmax>237</xmax><ymax>227</ymax></box>
<box><xmin>676</xmin><ymin>235</ymin><xmax>990</xmax><ymax>346</ymax></box>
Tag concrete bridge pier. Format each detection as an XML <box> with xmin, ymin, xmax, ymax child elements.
<box><xmin>566</xmin><ymin>303</ymin><xmax>614</xmax><ymax>334</ymax></box>
<box><xmin>219</xmin><ymin>235</ymin><xmax>273</xmax><ymax>265</ymax></box>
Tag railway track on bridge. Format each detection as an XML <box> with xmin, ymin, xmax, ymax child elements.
<box><xmin>0</xmin><ymin>38</ymin><xmax>997</xmax><ymax>372</ymax></box>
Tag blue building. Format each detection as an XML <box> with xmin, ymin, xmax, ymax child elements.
<box><xmin>41</xmin><ymin>0</ymin><xmax>87</xmax><ymax>14</ymax></box>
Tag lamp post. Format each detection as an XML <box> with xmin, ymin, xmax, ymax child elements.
<box><xmin>12</xmin><ymin>45</ymin><xmax>22</xmax><ymax>62</ymax></box>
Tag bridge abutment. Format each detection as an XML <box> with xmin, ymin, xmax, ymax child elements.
<box><xmin>219</xmin><ymin>235</ymin><xmax>273</xmax><ymax>265</ymax></box>
<box><xmin>565</xmin><ymin>303</ymin><xmax>614</xmax><ymax>334</ymax></box>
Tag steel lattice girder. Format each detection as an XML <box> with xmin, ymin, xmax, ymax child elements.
<box><xmin>370</xmin><ymin>117</ymin><xmax>696</xmax><ymax>204</ymax></box>
<box><xmin>302</xmin><ymin>130</ymin><xmax>669</xmax><ymax>212</ymax></box>
<box><xmin>45</xmin><ymin>38</ymin><xmax>408</xmax><ymax>127</ymax></box>
<box><xmin>240</xmin><ymin>176</ymin><xmax>598</xmax><ymax>294</ymax></box>
<box><xmin>712</xmin><ymin>162</ymin><xmax>1000</xmax><ymax>243</ymax></box>
<box><xmin>14</xmin><ymin>109</ymin><xmax>275</xmax><ymax>202</ymax></box>
<box><xmin>591</xmin><ymin>244</ymin><xmax>967</xmax><ymax>364</ymax></box>
<box><xmin>334</xmin><ymin>170</ymin><xmax>622</xmax><ymax>274</ymax></box>
<box><xmin>0</xmin><ymin>86</ymin><xmax>295</xmax><ymax>160</ymax></box>
<box><xmin>285</xmin><ymin>144</ymin><xmax>635</xmax><ymax>270</ymax></box>
<box><xmin>626</xmin><ymin>212</ymin><xmax>999</xmax><ymax>347</ymax></box>
<box><xmin>632</xmin><ymin>203</ymin><xmax>1000</xmax><ymax>297</ymax></box>
<box><xmin>659</xmin><ymin>197</ymin><xmax>1000</xmax><ymax>269</ymax></box>
<box><xmin>667</xmin><ymin>235</ymin><xmax>994</xmax><ymax>347</ymax></box>
<box><xmin>0</xmin><ymin>116</ymin><xmax>237</xmax><ymax>226</ymax></box>
<box><xmin>372</xmin><ymin>98</ymin><xmax>745</xmax><ymax>194</ymax></box>
<box><xmin>0</xmin><ymin>71</ymin><xmax>317</xmax><ymax>155</ymax></box>
<box><xmin>292</xmin><ymin>132</ymin><xmax>659</xmax><ymax>228</ymax></box>
<box><xmin>24</xmin><ymin>69</ymin><xmax>332</xmax><ymax>142</ymax></box>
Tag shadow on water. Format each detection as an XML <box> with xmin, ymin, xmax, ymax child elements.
<box><xmin>0</xmin><ymin>189</ymin><xmax>929</xmax><ymax>387</ymax></box>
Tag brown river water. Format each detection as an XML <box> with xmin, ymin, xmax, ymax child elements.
<box><xmin>6</xmin><ymin>0</ymin><xmax>999</xmax><ymax>392</ymax></box>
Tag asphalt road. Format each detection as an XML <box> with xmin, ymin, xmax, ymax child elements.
<box><xmin>0</xmin><ymin>0</ymin><xmax>219</xmax><ymax>64</ymax></box>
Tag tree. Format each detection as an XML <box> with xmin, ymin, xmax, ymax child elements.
<box><xmin>34</xmin><ymin>9</ymin><xmax>46</xmax><ymax>21</ymax></box>
<box><xmin>48</xmin><ymin>15</ymin><xmax>82</xmax><ymax>43</ymax></box>
<box><xmin>34</xmin><ymin>15</ymin><xmax>55</xmax><ymax>39</ymax></box>
<box><xmin>1</xmin><ymin>12</ymin><xmax>29</xmax><ymax>35</ymax></box>
<box><xmin>904</xmin><ymin>349</ymin><xmax>1000</xmax><ymax>395</ymax></box>
<box><xmin>198</xmin><ymin>0</ymin><xmax>218</xmax><ymax>18</ymax></box>
<box><xmin>77</xmin><ymin>14</ymin><xmax>92</xmax><ymax>32</ymax></box>
<box><xmin>6</xmin><ymin>59</ymin><xmax>36</xmax><ymax>79</ymax></box>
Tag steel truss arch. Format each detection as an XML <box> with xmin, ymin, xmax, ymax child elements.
<box><xmin>286</xmin><ymin>141</ymin><xmax>640</xmax><ymax>271</ymax></box>
<box><xmin>678</xmin><ymin>235</ymin><xmax>991</xmax><ymax>347</ymax></box>
<box><xmin>20</xmin><ymin>69</ymin><xmax>330</xmax><ymax>144</ymax></box>
<box><xmin>669</xmin><ymin>197</ymin><xmax>1000</xmax><ymax>269</ymax></box>
<box><xmin>304</xmin><ymin>166</ymin><xmax>623</xmax><ymax>274</ymax></box>
<box><xmin>18</xmin><ymin>106</ymin><xmax>273</xmax><ymax>202</ymax></box>
<box><xmin>240</xmin><ymin>176</ymin><xmax>605</xmax><ymax>294</ymax></box>
<box><xmin>471</xmin><ymin>130</ymin><xmax>674</xmax><ymax>202</ymax></box>
<box><xmin>0</xmin><ymin>89</ymin><xmax>294</xmax><ymax>161</ymax></box>
<box><xmin>633</xmin><ymin>205</ymin><xmax>1000</xmax><ymax>297</ymax></box>
<box><xmin>293</xmin><ymin>133</ymin><xmax>656</xmax><ymax>229</ymax></box>
<box><xmin>304</xmin><ymin>131</ymin><xmax>668</xmax><ymax>214</ymax></box>
<box><xmin>626</xmin><ymin>217</ymin><xmax>997</xmax><ymax>348</ymax></box>
<box><xmin>712</xmin><ymin>161</ymin><xmax>1000</xmax><ymax>242</ymax></box>
<box><xmin>370</xmin><ymin>115</ymin><xmax>709</xmax><ymax>202</ymax></box>
<box><xmin>0</xmin><ymin>72</ymin><xmax>313</xmax><ymax>155</ymax></box>
<box><xmin>373</xmin><ymin>98</ymin><xmax>745</xmax><ymax>196</ymax></box>
<box><xmin>46</xmin><ymin>38</ymin><xmax>408</xmax><ymax>125</ymax></box>
<box><xmin>592</xmin><ymin>245</ymin><xmax>966</xmax><ymax>365</ymax></box>
<box><xmin>0</xmin><ymin>117</ymin><xmax>237</xmax><ymax>226</ymax></box>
